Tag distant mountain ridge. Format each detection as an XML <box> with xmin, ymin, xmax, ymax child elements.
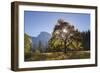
<box><xmin>31</xmin><ymin>32</ymin><xmax>51</xmax><ymax>52</ymax></box>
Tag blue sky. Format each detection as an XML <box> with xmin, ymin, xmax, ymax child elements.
<box><xmin>24</xmin><ymin>11</ymin><xmax>90</xmax><ymax>37</ymax></box>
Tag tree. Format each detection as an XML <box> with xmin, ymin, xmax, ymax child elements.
<box><xmin>48</xmin><ymin>37</ymin><xmax>64</xmax><ymax>52</ymax></box>
<box><xmin>48</xmin><ymin>19</ymin><xmax>88</xmax><ymax>53</ymax></box>
<box><xmin>81</xmin><ymin>30</ymin><xmax>90</xmax><ymax>50</ymax></box>
<box><xmin>67</xmin><ymin>30</ymin><xmax>83</xmax><ymax>51</ymax></box>
<box><xmin>48</xmin><ymin>19</ymin><xmax>75</xmax><ymax>53</ymax></box>
<box><xmin>24</xmin><ymin>33</ymin><xmax>32</xmax><ymax>59</ymax></box>
<box><xmin>61</xmin><ymin>27</ymin><xmax>74</xmax><ymax>53</ymax></box>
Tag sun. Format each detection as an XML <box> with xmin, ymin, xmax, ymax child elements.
<box><xmin>63</xmin><ymin>28</ymin><xmax>68</xmax><ymax>33</ymax></box>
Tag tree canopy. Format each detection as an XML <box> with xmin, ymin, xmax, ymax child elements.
<box><xmin>48</xmin><ymin>19</ymin><xmax>90</xmax><ymax>52</ymax></box>
<box><xmin>24</xmin><ymin>33</ymin><xmax>32</xmax><ymax>59</ymax></box>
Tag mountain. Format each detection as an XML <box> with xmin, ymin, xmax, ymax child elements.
<box><xmin>31</xmin><ymin>32</ymin><xmax>51</xmax><ymax>52</ymax></box>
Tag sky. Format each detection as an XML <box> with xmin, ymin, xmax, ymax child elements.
<box><xmin>24</xmin><ymin>11</ymin><xmax>90</xmax><ymax>37</ymax></box>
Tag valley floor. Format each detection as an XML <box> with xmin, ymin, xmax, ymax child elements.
<box><xmin>25</xmin><ymin>51</ymin><xmax>90</xmax><ymax>61</ymax></box>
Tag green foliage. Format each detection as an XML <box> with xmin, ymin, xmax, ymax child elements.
<box><xmin>48</xmin><ymin>37</ymin><xmax>64</xmax><ymax>52</ymax></box>
<box><xmin>48</xmin><ymin>29</ymin><xmax>85</xmax><ymax>52</ymax></box>
<box><xmin>81</xmin><ymin>30</ymin><xmax>90</xmax><ymax>50</ymax></box>
<box><xmin>67</xmin><ymin>30</ymin><xmax>83</xmax><ymax>50</ymax></box>
<box><xmin>48</xmin><ymin>19</ymin><xmax>87</xmax><ymax>52</ymax></box>
<box><xmin>24</xmin><ymin>33</ymin><xmax>32</xmax><ymax>59</ymax></box>
<box><xmin>48</xmin><ymin>30</ymin><xmax>90</xmax><ymax>52</ymax></box>
<box><xmin>67</xmin><ymin>41</ymin><xmax>83</xmax><ymax>50</ymax></box>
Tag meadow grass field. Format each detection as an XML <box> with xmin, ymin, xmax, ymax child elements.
<box><xmin>25</xmin><ymin>51</ymin><xmax>90</xmax><ymax>61</ymax></box>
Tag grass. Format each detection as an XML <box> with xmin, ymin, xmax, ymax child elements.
<box><xmin>25</xmin><ymin>51</ymin><xmax>90</xmax><ymax>61</ymax></box>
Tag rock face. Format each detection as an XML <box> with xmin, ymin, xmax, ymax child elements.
<box><xmin>31</xmin><ymin>32</ymin><xmax>51</xmax><ymax>52</ymax></box>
